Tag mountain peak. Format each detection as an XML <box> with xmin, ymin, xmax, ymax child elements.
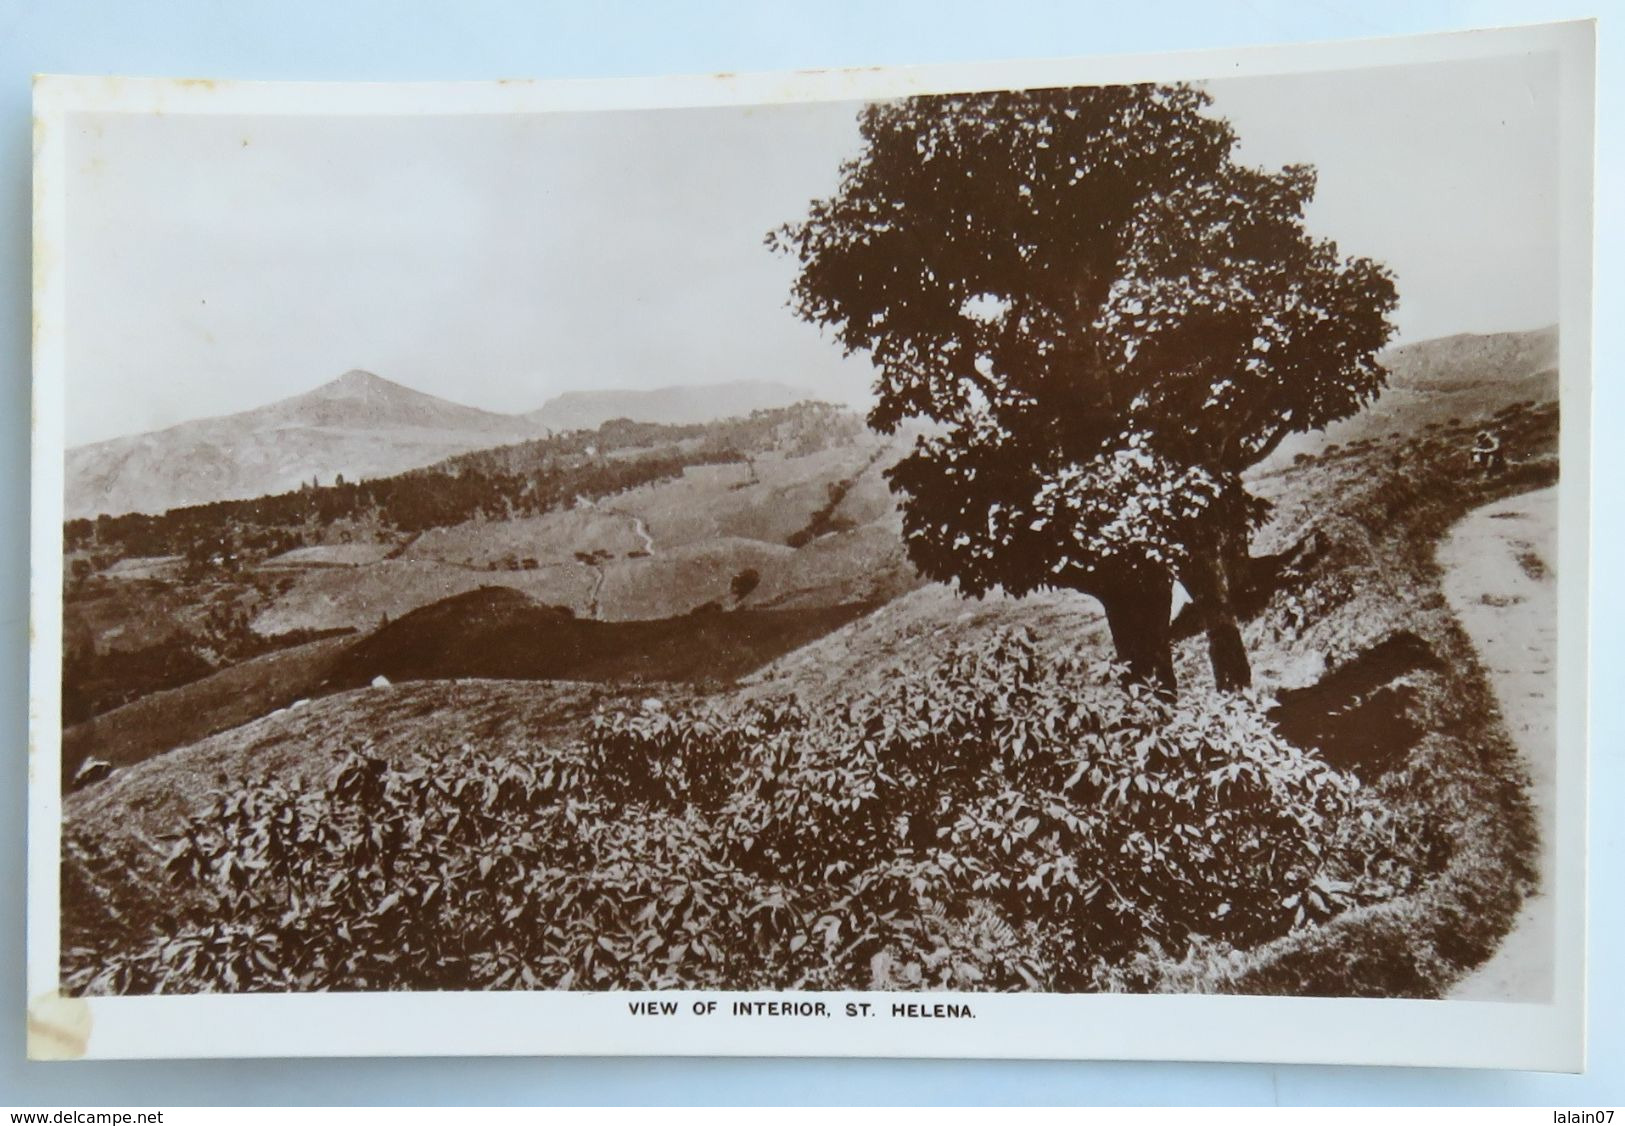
<box><xmin>275</xmin><ymin>371</ymin><xmax>535</xmax><ymax>437</ymax></box>
<box><xmin>67</xmin><ymin>367</ymin><xmax>541</xmax><ymax>517</ymax></box>
<box><xmin>292</xmin><ymin>369</ymin><xmax>440</xmax><ymax>410</ymax></box>
<box><xmin>319</xmin><ymin>369</ymin><xmax>398</xmax><ymax>396</ymax></box>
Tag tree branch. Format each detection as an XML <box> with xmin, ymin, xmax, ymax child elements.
<box><xmin>1244</xmin><ymin>419</ymin><xmax>1297</xmax><ymax>467</ymax></box>
<box><xmin>943</xmin><ymin>335</ymin><xmax>1005</xmax><ymax>411</ymax></box>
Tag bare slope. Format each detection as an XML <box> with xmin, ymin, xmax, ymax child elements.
<box><xmin>66</xmin><ymin>370</ymin><xmax>538</xmax><ymax>518</ymax></box>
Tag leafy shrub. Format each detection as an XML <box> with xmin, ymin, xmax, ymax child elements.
<box><xmin>64</xmin><ymin>629</ymin><xmax>1419</xmax><ymax>995</ymax></box>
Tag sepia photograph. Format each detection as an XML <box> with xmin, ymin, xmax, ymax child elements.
<box><xmin>27</xmin><ymin>19</ymin><xmax>1592</xmax><ymax>1067</ymax></box>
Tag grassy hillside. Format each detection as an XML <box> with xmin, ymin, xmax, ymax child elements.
<box><xmin>64</xmin><ymin>583</ymin><xmax>881</xmax><ymax>787</ymax></box>
<box><xmin>61</xmin><ymin>635</ymin><xmax>356</xmax><ymax>786</ymax></box>
<box><xmin>249</xmin><ymin>557</ymin><xmax>601</xmax><ymax>635</ymax></box>
<box><xmin>58</xmin><ymin>328</ymin><xmax>1563</xmax><ymax>999</ymax></box>
<box><xmin>60</xmin><ymin>404</ymin><xmax>914</xmax><ymax>789</ymax></box>
<box><xmin>253</xmin><ymin>433</ymin><xmax>912</xmax><ymax>631</ymax></box>
<box><xmin>1263</xmin><ymin>326</ymin><xmax>1557</xmax><ymax>471</ymax></box>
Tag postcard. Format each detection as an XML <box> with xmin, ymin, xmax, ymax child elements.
<box><xmin>27</xmin><ymin>20</ymin><xmax>1594</xmax><ymax>1067</ymax></box>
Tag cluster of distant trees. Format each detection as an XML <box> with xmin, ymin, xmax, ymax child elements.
<box><xmin>64</xmin><ymin>403</ymin><xmax>858</xmax><ymax>566</ymax></box>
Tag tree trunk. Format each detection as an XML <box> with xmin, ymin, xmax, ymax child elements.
<box><xmin>1095</xmin><ymin>571</ymin><xmax>1177</xmax><ymax>695</ymax></box>
<box><xmin>1186</xmin><ymin>524</ymin><xmax>1253</xmax><ymax>693</ymax></box>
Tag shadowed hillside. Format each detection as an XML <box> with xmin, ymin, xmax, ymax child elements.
<box><xmin>321</xmin><ymin>586</ymin><xmax>876</xmax><ymax>690</ymax></box>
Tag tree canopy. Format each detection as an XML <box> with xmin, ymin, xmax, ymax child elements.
<box><xmin>771</xmin><ymin>83</ymin><xmax>1397</xmax><ymax>691</ymax></box>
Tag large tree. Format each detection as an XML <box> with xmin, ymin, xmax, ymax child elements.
<box><xmin>770</xmin><ymin>84</ymin><xmax>1396</xmax><ymax>692</ymax></box>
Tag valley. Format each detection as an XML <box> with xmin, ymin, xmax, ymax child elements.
<box><xmin>60</xmin><ymin>399</ymin><xmax>918</xmax><ymax>783</ymax></box>
<box><xmin>57</xmin><ymin>328</ymin><xmax>1564</xmax><ymax>1001</ymax></box>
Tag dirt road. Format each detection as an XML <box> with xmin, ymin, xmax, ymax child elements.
<box><xmin>1438</xmin><ymin>484</ymin><xmax>1558</xmax><ymax>1002</ymax></box>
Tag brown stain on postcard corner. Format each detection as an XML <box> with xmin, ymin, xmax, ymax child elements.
<box><xmin>150</xmin><ymin>77</ymin><xmax>225</xmax><ymax>116</ymax></box>
<box><xmin>28</xmin><ymin>991</ymin><xmax>91</xmax><ymax>1060</ymax></box>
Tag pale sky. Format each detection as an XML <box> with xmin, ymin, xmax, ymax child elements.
<box><xmin>63</xmin><ymin>50</ymin><xmax>1561</xmax><ymax>448</ymax></box>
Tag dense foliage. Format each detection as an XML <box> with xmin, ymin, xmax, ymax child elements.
<box><xmin>771</xmin><ymin>85</ymin><xmax>1397</xmax><ymax>690</ymax></box>
<box><xmin>64</xmin><ymin>628</ymin><xmax>1420</xmax><ymax>995</ymax></box>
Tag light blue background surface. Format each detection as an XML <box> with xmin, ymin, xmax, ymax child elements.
<box><xmin>1</xmin><ymin>0</ymin><xmax>1619</xmax><ymax>1106</ymax></box>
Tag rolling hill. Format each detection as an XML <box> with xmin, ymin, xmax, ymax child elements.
<box><xmin>1261</xmin><ymin>326</ymin><xmax>1558</xmax><ymax>471</ymax></box>
<box><xmin>320</xmin><ymin>585</ymin><xmax>875</xmax><ymax>690</ymax></box>
<box><xmin>65</xmin><ymin>369</ymin><xmax>540</xmax><ymax>519</ymax></box>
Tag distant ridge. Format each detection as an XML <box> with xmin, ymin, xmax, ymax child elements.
<box><xmin>1259</xmin><ymin>325</ymin><xmax>1558</xmax><ymax>472</ymax></box>
<box><xmin>526</xmin><ymin>380</ymin><xmax>822</xmax><ymax>432</ymax></box>
<box><xmin>66</xmin><ymin>370</ymin><xmax>538</xmax><ymax>519</ymax></box>
<box><xmin>1382</xmin><ymin>326</ymin><xmax>1558</xmax><ymax>391</ymax></box>
<box><xmin>68</xmin><ymin>328</ymin><xmax>1553</xmax><ymax>520</ymax></box>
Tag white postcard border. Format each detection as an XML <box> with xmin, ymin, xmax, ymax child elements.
<box><xmin>27</xmin><ymin>19</ymin><xmax>1596</xmax><ymax>1068</ymax></box>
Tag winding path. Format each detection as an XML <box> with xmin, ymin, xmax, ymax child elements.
<box><xmin>583</xmin><ymin>511</ymin><xmax>657</xmax><ymax>619</ymax></box>
<box><xmin>622</xmin><ymin>512</ymin><xmax>656</xmax><ymax>556</ymax></box>
<box><xmin>585</xmin><ymin>564</ymin><xmax>607</xmax><ymax>620</ymax></box>
<box><xmin>1437</xmin><ymin>484</ymin><xmax>1558</xmax><ymax>1002</ymax></box>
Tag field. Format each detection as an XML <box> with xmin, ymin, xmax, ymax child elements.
<box><xmin>61</xmin><ymin>404</ymin><xmax>906</xmax><ymax>753</ymax></box>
